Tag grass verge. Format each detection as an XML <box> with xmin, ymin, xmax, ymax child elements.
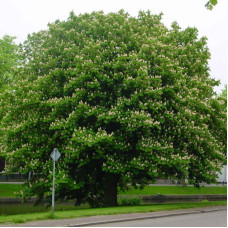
<box><xmin>120</xmin><ymin>186</ymin><xmax>227</xmax><ymax>195</ymax></box>
<box><xmin>0</xmin><ymin>201</ymin><xmax>226</xmax><ymax>224</ymax></box>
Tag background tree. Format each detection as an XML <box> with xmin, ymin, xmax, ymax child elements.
<box><xmin>219</xmin><ymin>85</ymin><xmax>227</xmax><ymax>105</ymax></box>
<box><xmin>0</xmin><ymin>11</ymin><xmax>226</xmax><ymax>207</ymax></box>
<box><xmin>208</xmin><ymin>85</ymin><xmax>227</xmax><ymax>159</ymax></box>
<box><xmin>0</xmin><ymin>35</ymin><xmax>20</xmax><ymax>170</ymax></box>
<box><xmin>0</xmin><ymin>35</ymin><xmax>20</xmax><ymax>89</ymax></box>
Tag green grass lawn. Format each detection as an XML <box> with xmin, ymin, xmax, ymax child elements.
<box><xmin>120</xmin><ymin>186</ymin><xmax>227</xmax><ymax>195</ymax></box>
<box><xmin>0</xmin><ymin>201</ymin><xmax>226</xmax><ymax>224</ymax></box>
<box><xmin>0</xmin><ymin>184</ymin><xmax>22</xmax><ymax>197</ymax></box>
<box><xmin>0</xmin><ymin>184</ymin><xmax>227</xmax><ymax>198</ymax></box>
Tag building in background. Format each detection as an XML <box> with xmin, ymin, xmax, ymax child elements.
<box><xmin>217</xmin><ymin>165</ymin><xmax>227</xmax><ymax>184</ymax></box>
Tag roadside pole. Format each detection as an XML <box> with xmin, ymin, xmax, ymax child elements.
<box><xmin>52</xmin><ymin>158</ymin><xmax>55</xmax><ymax>214</ymax></box>
<box><xmin>50</xmin><ymin>148</ymin><xmax>61</xmax><ymax>215</ymax></box>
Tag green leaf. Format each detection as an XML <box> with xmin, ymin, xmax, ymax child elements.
<box><xmin>210</xmin><ymin>0</ymin><xmax>218</xmax><ymax>6</ymax></box>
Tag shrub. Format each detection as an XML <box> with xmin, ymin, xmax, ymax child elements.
<box><xmin>120</xmin><ymin>197</ymin><xmax>141</xmax><ymax>206</ymax></box>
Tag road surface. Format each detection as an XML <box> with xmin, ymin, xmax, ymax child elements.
<box><xmin>91</xmin><ymin>209</ymin><xmax>227</xmax><ymax>227</ymax></box>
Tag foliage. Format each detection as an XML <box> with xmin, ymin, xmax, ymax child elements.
<box><xmin>205</xmin><ymin>0</ymin><xmax>218</xmax><ymax>10</ymax></box>
<box><xmin>208</xmin><ymin>85</ymin><xmax>227</xmax><ymax>159</ymax></box>
<box><xmin>220</xmin><ymin>85</ymin><xmax>227</xmax><ymax>98</ymax></box>
<box><xmin>0</xmin><ymin>35</ymin><xmax>21</xmax><ymax>164</ymax></box>
<box><xmin>119</xmin><ymin>197</ymin><xmax>141</xmax><ymax>206</ymax></box>
<box><xmin>0</xmin><ymin>35</ymin><xmax>20</xmax><ymax>89</ymax></box>
<box><xmin>0</xmin><ymin>11</ymin><xmax>226</xmax><ymax>207</ymax></box>
<box><xmin>218</xmin><ymin>85</ymin><xmax>227</xmax><ymax>112</ymax></box>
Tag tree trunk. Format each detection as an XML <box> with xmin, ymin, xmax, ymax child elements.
<box><xmin>181</xmin><ymin>178</ymin><xmax>186</xmax><ymax>187</ymax></box>
<box><xmin>103</xmin><ymin>173</ymin><xmax>119</xmax><ymax>207</ymax></box>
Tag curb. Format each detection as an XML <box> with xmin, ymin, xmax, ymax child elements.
<box><xmin>68</xmin><ymin>207</ymin><xmax>227</xmax><ymax>227</ymax></box>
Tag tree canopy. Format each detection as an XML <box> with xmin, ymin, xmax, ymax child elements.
<box><xmin>0</xmin><ymin>35</ymin><xmax>20</xmax><ymax>169</ymax></box>
<box><xmin>0</xmin><ymin>11</ymin><xmax>226</xmax><ymax>207</ymax></box>
<box><xmin>0</xmin><ymin>35</ymin><xmax>20</xmax><ymax>89</ymax></box>
<box><xmin>208</xmin><ymin>85</ymin><xmax>227</xmax><ymax>159</ymax></box>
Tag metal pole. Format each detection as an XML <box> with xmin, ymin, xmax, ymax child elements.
<box><xmin>52</xmin><ymin>159</ymin><xmax>55</xmax><ymax>214</ymax></box>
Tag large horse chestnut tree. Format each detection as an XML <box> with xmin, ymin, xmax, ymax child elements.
<box><xmin>0</xmin><ymin>11</ymin><xmax>226</xmax><ymax>207</ymax></box>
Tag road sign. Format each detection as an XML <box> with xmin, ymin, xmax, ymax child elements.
<box><xmin>51</xmin><ymin>148</ymin><xmax>61</xmax><ymax>161</ymax></box>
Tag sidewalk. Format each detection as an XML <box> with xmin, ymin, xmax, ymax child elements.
<box><xmin>2</xmin><ymin>206</ymin><xmax>226</xmax><ymax>227</ymax></box>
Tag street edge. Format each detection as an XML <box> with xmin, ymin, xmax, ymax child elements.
<box><xmin>67</xmin><ymin>207</ymin><xmax>227</xmax><ymax>227</ymax></box>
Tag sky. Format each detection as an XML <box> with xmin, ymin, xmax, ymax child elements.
<box><xmin>0</xmin><ymin>0</ymin><xmax>227</xmax><ymax>94</ymax></box>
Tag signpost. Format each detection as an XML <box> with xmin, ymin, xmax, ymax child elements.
<box><xmin>50</xmin><ymin>148</ymin><xmax>61</xmax><ymax>215</ymax></box>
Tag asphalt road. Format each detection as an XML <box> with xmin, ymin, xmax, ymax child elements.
<box><xmin>91</xmin><ymin>210</ymin><xmax>227</xmax><ymax>227</ymax></box>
